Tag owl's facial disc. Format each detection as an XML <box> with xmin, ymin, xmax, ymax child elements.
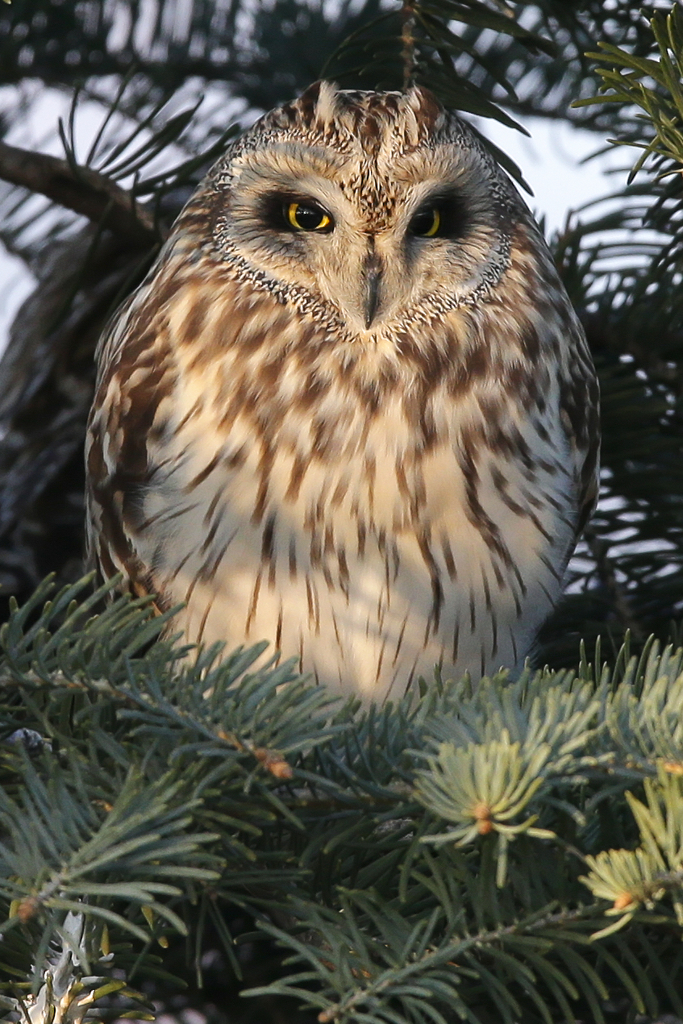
<box><xmin>218</xmin><ymin>136</ymin><xmax>511</xmax><ymax>335</ymax></box>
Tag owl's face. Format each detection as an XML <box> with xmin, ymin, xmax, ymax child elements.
<box><xmin>206</xmin><ymin>82</ymin><xmax>523</xmax><ymax>338</ymax></box>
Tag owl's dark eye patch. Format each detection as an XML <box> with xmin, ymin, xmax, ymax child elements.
<box><xmin>408</xmin><ymin>193</ymin><xmax>468</xmax><ymax>240</ymax></box>
<box><xmin>261</xmin><ymin>193</ymin><xmax>334</xmax><ymax>233</ymax></box>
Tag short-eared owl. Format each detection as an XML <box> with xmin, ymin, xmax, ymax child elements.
<box><xmin>86</xmin><ymin>82</ymin><xmax>599</xmax><ymax>702</ymax></box>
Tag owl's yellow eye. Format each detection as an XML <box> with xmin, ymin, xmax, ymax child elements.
<box><xmin>286</xmin><ymin>201</ymin><xmax>332</xmax><ymax>232</ymax></box>
<box><xmin>409</xmin><ymin>207</ymin><xmax>441</xmax><ymax>238</ymax></box>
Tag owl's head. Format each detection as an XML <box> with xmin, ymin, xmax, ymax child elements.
<box><xmin>202</xmin><ymin>82</ymin><xmax>528</xmax><ymax>337</ymax></box>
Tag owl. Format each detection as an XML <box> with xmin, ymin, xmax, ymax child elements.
<box><xmin>85</xmin><ymin>82</ymin><xmax>599</xmax><ymax>703</ymax></box>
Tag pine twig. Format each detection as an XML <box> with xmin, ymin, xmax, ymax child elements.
<box><xmin>400</xmin><ymin>2</ymin><xmax>417</xmax><ymax>90</ymax></box>
<box><xmin>0</xmin><ymin>140</ymin><xmax>159</xmax><ymax>248</ymax></box>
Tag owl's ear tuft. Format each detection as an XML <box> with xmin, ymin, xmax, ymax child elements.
<box><xmin>405</xmin><ymin>86</ymin><xmax>446</xmax><ymax>135</ymax></box>
<box><xmin>293</xmin><ymin>80</ymin><xmax>341</xmax><ymax>130</ymax></box>
<box><xmin>314</xmin><ymin>80</ymin><xmax>342</xmax><ymax>129</ymax></box>
<box><xmin>296</xmin><ymin>80</ymin><xmax>323</xmax><ymax>118</ymax></box>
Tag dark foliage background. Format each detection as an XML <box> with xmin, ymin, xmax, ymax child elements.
<box><xmin>1</xmin><ymin>2</ymin><xmax>683</xmax><ymax>1022</ymax></box>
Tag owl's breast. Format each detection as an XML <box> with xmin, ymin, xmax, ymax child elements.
<box><xmin>132</xmin><ymin>355</ymin><xmax>577</xmax><ymax>701</ymax></box>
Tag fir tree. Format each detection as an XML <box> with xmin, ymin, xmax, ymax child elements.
<box><xmin>1</xmin><ymin>2</ymin><xmax>683</xmax><ymax>1022</ymax></box>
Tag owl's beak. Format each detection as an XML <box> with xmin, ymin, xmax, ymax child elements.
<box><xmin>363</xmin><ymin>253</ymin><xmax>383</xmax><ymax>329</ymax></box>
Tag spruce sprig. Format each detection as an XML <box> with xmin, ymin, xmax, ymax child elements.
<box><xmin>3</xmin><ymin>576</ymin><xmax>683</xmax><ymax>1020</ymax></box>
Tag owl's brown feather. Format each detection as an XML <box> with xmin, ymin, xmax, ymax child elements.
<box><xmin>86</xmin><ymin>82</ymin><xmax>599</xmax><ymax>701</ymax></box>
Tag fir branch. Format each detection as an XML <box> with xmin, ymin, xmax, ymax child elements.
<box><xmin>4</xmin><ymin>575</ymin><xmax>683</xmax><ymax>1019</ymax></box>
<box><xmin>0</xmin><ymin>140</ymin><xmax>159</xmax><ymax>248</ymax></box>
<box><xmin>247</xmin><ymin>893</ymin><xmax>612</xmax><ymax>1024</ymax></box>
<box><xmin>576</xmin><ymin>6</ymin><xmax>683</xmax><ymax>180</ymax></box>
<box><xmin>584</xmin><ymin>528</ymin><xmax>646</xmax><ymax>641</ymax></box>
<box><xmin>4</xmin><ymin>909</ymin><xmax>155</xmax><ymax>1023</ymax></box>
<box><xmin>0</xmin><ymin>765</ymin><xmax>220</xmax><ymax>943</ymax></box>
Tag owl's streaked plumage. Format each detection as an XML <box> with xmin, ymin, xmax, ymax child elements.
<box><xmin>85</xmin><ymin>82</ymin><xmax>599</xmax><ymax>702</ymax></box>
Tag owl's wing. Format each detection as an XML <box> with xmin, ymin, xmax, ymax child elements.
<box><xmin>576</xmin><ymin>436</ymin><xmax>600</xmax><ymax>539</ymax></box>
<box><xmin>85</xmin><ymin>281</ymin><xmax>174</xmax><ymax>607</ymax></box>
<box><xmin>560</xmin><ymin>322</ymin><xmax>600</xmax><ymax>543</ymax></box>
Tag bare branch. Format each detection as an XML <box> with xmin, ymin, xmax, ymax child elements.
<box><xmin>0</xmin><ymin>140</ymin><xmax>159</xmax><ymax>248</ymax></box>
